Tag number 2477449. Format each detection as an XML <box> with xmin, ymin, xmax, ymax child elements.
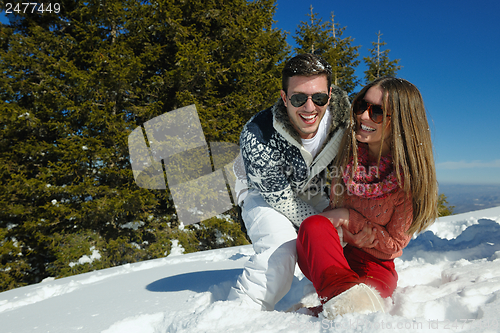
<box><xmin>5</xmin><ymin>3</ymin><xmax>61</xmax><ymax>14</ymax></box>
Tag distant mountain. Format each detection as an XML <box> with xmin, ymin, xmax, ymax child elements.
<box><xmin>439</xmin><ymin>184</ymin><xmax>500</xmax><ymax>214</ymax></box>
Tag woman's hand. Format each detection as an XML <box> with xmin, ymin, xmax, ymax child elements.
<box><xmin>318</xmin><ymin>208</ymin><xmax>350</xmax><ymax>228</ymax></box>
<box><xmin>343</xmin><ymin>223</ymin><xmax>379</xmax><ymax>249</ymax></box>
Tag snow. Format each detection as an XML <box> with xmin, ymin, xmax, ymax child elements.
<box><xmin>121</xmin><ymin>221</ymin><xmax>146</xmax><ymax>231</ymax></box>
<box><xmin>1</xmin><ymin>207</ymin><xmax>500</xmax><ymax>333</ymax></box>
<box><xmin>68</xmin><ymin>246</ymin><xmax>102</xmax><ymax>268</ymax></box>
<box><xmin>168</xmin><ymin>240</ymin><xmax>185</xmax><ymax>257</ymax></box>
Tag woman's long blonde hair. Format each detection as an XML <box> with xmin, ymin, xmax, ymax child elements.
<box><xmin>331</xmin><ymin>77</ymin><xmax>438</xmax><ymax>235</ymax></box>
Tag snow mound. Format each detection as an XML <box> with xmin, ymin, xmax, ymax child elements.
<box><xmin>1</xmin><ymin>207</ymin><xmax>500</xmax><ymax>333</ymax></box>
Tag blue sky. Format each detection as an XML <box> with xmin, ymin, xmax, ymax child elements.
<box><xmin>1</xmin><ymin>1</ymin><xmax>499</xmax><ymax>184</ymax></box>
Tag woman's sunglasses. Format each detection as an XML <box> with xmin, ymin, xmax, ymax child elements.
<box><xmin>288</xmin><ymin>93</ymin><xmax>330</xmax><ymax>108</ymax></box>
<box><xmin>353</xmin><ymin>99</ymin><xmax>388</xmax><ymax>124</ymax></box>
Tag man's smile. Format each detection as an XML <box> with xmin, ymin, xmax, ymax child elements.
<box><xmin>299</xmin><ymin>113</ymin><xmax>318</xmax><ymax>124</ymax></box>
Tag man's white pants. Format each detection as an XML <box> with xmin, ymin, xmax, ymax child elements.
<box><xmin>228</xmin><ymin>190</ymin><xmax>298</xmax><ymax>310</ymax></box>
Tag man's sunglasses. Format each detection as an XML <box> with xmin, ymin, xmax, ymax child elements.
<box><xmin>288</xmin><ymin>93</ymin><xmax>330</xmax><ymax>108</ymax></box>
<box><xmin>353</xmin><ymin>99</ymin><xmax>388</xmax><ymax>124</ymax></box>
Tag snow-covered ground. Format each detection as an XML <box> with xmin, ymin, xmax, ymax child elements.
<box><xmin>1</xmin><ymin>206</ymin><xmax>500</xmax><ymax>333</ymax></box>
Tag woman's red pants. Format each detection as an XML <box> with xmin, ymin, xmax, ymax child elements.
<box><xmin>296</xmin><ymin>215</ymin><xmax>398</xmax><ymax>302</ymax></box>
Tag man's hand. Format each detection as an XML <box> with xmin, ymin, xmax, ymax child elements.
<box><xmin>342</xmin><ymin>223</ymin><xmax>379</xmax><ymax>249</ymax></box>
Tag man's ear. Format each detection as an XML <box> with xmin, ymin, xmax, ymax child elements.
<box><xmin>280</xmin><ymin>90</ymin><xmax>287</xmax><ymax>107</ymax></box>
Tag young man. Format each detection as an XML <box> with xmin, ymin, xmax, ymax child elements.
<box><xmin>228</xmin><ymin>54</ymin><xmax>350</xmax><ymax>310</ymax></box>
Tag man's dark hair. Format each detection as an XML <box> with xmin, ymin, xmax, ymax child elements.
<box><xmin>282</xmin><ymin>53</ymin><xmax>332</xmax><ymax>94</ymax></box>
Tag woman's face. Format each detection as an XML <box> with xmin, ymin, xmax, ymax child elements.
<box><xmin>355</xmin><ymin>86</ymin><xmax>391</xmax><ymax>157</ymax></box>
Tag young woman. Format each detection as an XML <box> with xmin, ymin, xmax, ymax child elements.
<box><xmin>296</xmin><ymin>77</ymin><xmax>438</xmax><ymax>318</ymax></box>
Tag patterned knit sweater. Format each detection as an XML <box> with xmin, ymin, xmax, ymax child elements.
<box><xmin>239</xmin><ymin>85</ymin><xmax>350</xmax><ymax>227</ymax></box>
<box><xmin>342</xmin><ymin>187</ymin><xmax>413</xmax><ymax>260</ymax></box>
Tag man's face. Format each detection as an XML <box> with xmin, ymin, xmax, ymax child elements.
<box><xmin>280</xmin><ymin>75</ymin><xmax>331</xmax><ymax>140</ymax></box>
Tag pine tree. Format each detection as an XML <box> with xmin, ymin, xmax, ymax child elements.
<box><xmin>150</xmin><ymin>0</ymin><xmax>290</xmax><ymax>143</ymax></box>
<box><xmin>0</xmin><ymin>0</ymin><xmax>287</xmax><ymax>291</ymax></box>
<box><xmin>363</xmin><ymin>31</ymin><xmax>402</xmax><ymax>84</ymax></box>
<box><xmin>294</xmin><ymin>5</ymin><xmax>331</xmax><ymax>55</ymax></box>
<box><xmin>438</xmin><ymin>193</ymin><xmax>455</xmax><ymax>217</ymax></box>
<box><xmin>0</xmin><ymin>0</ymin><xmax>172</xmax><ymax>290</ymax></box>
<box><xmin>294</xmin><ymin>7</ymin><xmax>360</xmax><ymax>95</ymax></box>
